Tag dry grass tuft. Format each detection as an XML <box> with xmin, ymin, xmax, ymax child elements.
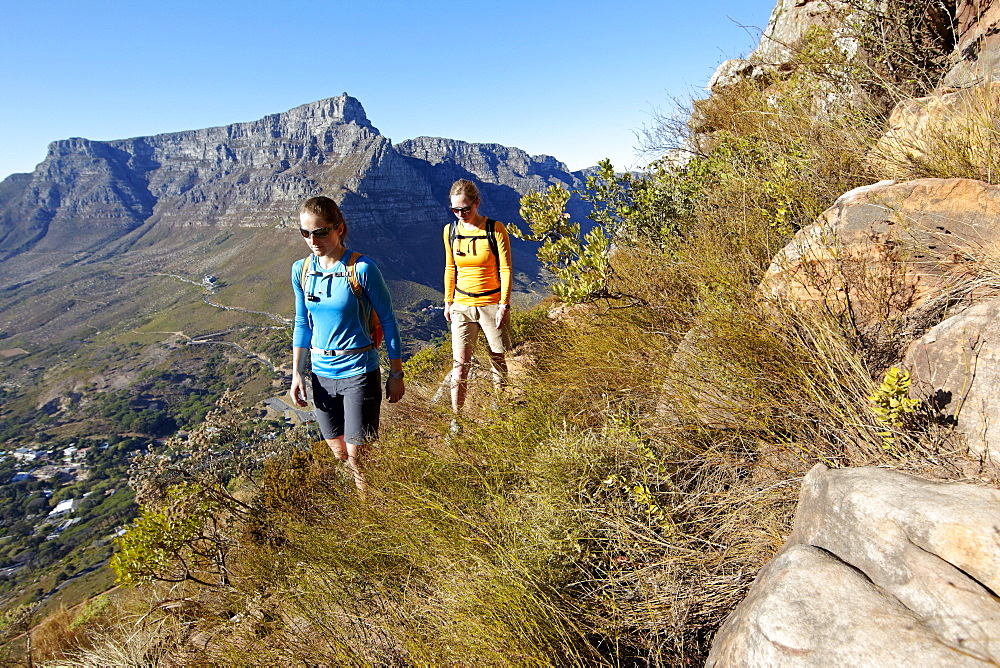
<box><xmin>873</xmin><ymin>82</ymin><xmax>1000</xmax><ymax>184</ymax></box>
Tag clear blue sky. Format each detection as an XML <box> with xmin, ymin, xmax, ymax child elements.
<box><xmin>0</xmin><ymin>0</ymin><xmax>775</xmax><ymax>180</ymax></box>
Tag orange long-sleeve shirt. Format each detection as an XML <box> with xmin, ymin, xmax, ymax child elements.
<box><xmin>443</xmin><ymin>219</ymin><xmax>512</xmax><ymax>307</ymax></box>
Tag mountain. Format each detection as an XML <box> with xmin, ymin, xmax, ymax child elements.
<box><xmin>0</xmin><ymin>94</ymin><xmax>584</xmax><ymax>288</ymax></box>
<box><xmin>0</xmin><ymin>97</ymin><xmax>590</xmax><ymax>617</ymax></box>
<box><xmin>0</xmin><ymin>95</ymin><xmax>587</xmax><ymax>353</ymax></box>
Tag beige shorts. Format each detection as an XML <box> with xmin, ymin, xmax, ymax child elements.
<box><xmin>451</xmin><ymin>303</ymin><xmax>512</xmax><ymax>355</ymax></box>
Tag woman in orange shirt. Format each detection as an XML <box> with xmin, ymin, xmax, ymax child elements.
<box><xmin>443</xmin><ymin>179</ymin><xmax>512</xmax><ymax>419</ymax></box>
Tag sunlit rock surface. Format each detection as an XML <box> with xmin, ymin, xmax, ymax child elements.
<box><xmin>709</xmin><ymin>464</ymin><xmax>1000</xmax><ymax>666</ymax></box>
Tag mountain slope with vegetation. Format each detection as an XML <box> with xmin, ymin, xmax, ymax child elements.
<box><xmin>9</xmin><ymin>0</ymin><xmax>1000</xmax><ymax>664</ymax></box>
<box><xmin>0</xmin><ymin>94</ymin><xmax>583</xmax><ymax>634</ymax></box>
<box><xmin>0</xmin><ymin>92</ymin><xmax>580</xmax><ymax>453</ymax></box>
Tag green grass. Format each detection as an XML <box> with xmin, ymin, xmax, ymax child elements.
<box><xmin>385</xmin><ymin>279</ymin><xmax>444</xmax><ymax>310</ymax></box>
<box><xmin>34</xmin><ymin>567</ymin><xmax>116</xmax><ymax>622</ymax></box>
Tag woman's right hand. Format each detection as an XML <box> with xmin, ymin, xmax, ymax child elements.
<box><xmin>290</xmin><ymin>373</ymin><xmax>308</xmax><ymax>407</ymax></box>
<box><xmin>444</xmin><ymin>302</ymin><xmax>452</xmax><ymax>323</ymax></box>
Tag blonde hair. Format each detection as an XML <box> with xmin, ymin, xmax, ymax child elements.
<box><xmin>300</xmin><ymin>196</ymin><xmax>347</xmax><ymax>239</ymax></box>
<box><xmin>449</xmin><ymin>179</ymin><xmax>479</xmax><ymax>201</ymax></box>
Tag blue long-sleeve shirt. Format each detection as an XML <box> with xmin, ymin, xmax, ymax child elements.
<box><xmin>291</xmin><ymin>251</ymin><xmax>402</xmax><ymax>379</ymax></box>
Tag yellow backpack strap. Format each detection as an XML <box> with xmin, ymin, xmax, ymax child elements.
<box><xmin>299</xmin><ymin>255</ymin><xmax>311</xmax><ymax>292</ymax></box>
<box><xmin>345</xmin><ymin>251</ymin><xmax>364</xmax><ymax>299</ymax></box>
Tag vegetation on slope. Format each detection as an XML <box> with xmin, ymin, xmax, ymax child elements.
<box><xmin>19</xmin><ymin>5</ymin><xmax>1000</xmax><ymax>665</ymax></box>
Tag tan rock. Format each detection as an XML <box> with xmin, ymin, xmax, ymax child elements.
<box><xmin>871</xmin><ymin>83</ymin><xmax>1000</xmax><ymax>180</ymax></box>
<box><xmin>904</xmin><ymin>296</ymin><xmax>1000</xmax><ymax>461</ymax></box>
<box><xmin>760</xmin><ymin>178</ymin><xmax>1000</xmax><ymax>329</ymax></box>
<box><xmin>709</xmin><ymin>464</ymin><xmax>1000</xmax><ymax>666</ymax></box>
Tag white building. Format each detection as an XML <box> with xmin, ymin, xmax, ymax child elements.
<box><xmin>12</xmin><ymin>448</ymin><xmax>42</xmax><ymax>463</ymax></box>
<box><xmin>48</xmin><ymin>498</ymin><xmax>79</xmax><ymax>517</ymax></box>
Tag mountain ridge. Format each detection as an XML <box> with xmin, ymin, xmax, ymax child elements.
<box><xmin>0</xmin><ymin>94</ymin><xmax>586</xmax><ymax>300</ymax></box>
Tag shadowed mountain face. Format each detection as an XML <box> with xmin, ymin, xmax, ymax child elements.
<box><xmin>0</xmin><ymin>94</ymin><xmax>584</xmax><ymax>293</ymax></box>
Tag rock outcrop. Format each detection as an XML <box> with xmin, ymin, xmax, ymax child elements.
<box><xmin>0</xmin><ymin>97</ymin><xmax>380</xmax><ymax>252</ymax></box>
<box><xmin>712</xmin><ymin>0</ymin><xmax>1000</xmax><ymax>94</ymax></box>
<box><xmin>759</xmin><ymin>178</ymin><xmax>1000</xmax><ymax>329</ymax></box>
<box><xmin>708</xmin><ymin>0</ymin><xmax>861</xmax><ymax>92</ymax></box>
<box><xmin>905</xmin><ymin>296</ymin><xmax>1000</xmax><ymax>462</ymax></box>
<box><xmin>705</xmin><ymin>3</ymin><xmax>1000</xmax><ymax>666</ymax></box>
<box><xmin>708</xmin><ymin>464</ymin><xmax>1000</xmax><ymax>666</ymax></box>
<box><xmin>944</xmin><ymin>0</ymin><xmax>1000</xmax><ymax>88</ymax></box>
<box><xmin>709</xmin><ymin>0</ymin><xmax>958</xmax><ymax>94</ymax></box>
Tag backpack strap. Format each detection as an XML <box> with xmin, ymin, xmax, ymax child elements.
<box><xmin>450</xmin><ymin>219</ymin><xmax>500</xmax><ymax>263</ymax></box>
<box><xmin>298</xmin><ymin>255</ymin><xmax>314</xmax><ymax>329</ymax></box>
<box><xmin>449</xmin><ymin>218</ymin><xmax>503</xmax><ymax>298</ymax></box>
<box><xmin>448</xmin><ymin>221</ymin><xmax>458</xmax><ymax>300</ymax></box>
<box><xmin>485</xmin><ymin>219</ymin><xmax>499</xmax><ymax>267</ymax></box>
<box><xmin>345</xmin><ymin>252</ymin><xmax>381</xmax><ymax>347</ymax></box>
<box><xmin>301</xmin><ymin>253</ymin><xmax>380</xmax><ymax>351</ymax></box>
<box><xmin>485</xmin><ymin>219</ymin><xmax>500</xmax><ymax>282</ymax></box>
<box><xmin>455</xmin><ymin>286</ymin><xmax>501</xmax><ymax>298</ymax></box>
<box><xmin>298</xmin><ymin>255</ymin><xmax>311</xmax><ymax>293</ymax></box>
<box><xmin>345</xmin><ymin>251</ymin><xmax>365</xmax><ymax>301</ymax></box>
<box><xmin>311</xmin><ymin>343</ymin><xmax>376</xmax><ymax>356</ymax></box>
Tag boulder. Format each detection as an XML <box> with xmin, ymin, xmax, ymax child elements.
<box><xmin>657</xmin><ymin>324</ymin><xmax>742</xmax><ymax>429</ymax></box>
<box><xmin>944</xmin><ymin>0</ymin><xmax>1000</xmax><ymax>89</ymax></box>
<box><xmin>759</xmin><ymin>178</ymin><xmax>1000</xmax><ymax>329</ymax></box>
<box><xmin>904</xmin><ymin>296</ymin><xmax>1000</xmax><ymax>462</ymax></box>
<box><xmin>871</xmin><ymin>83</ymin><xmax>1000</xmax><ymax>180</ymax></box>
<box><xmin>709</xmin><ymin>464</ymin><xmax>1000</xmax><ymax>666</ymax></box>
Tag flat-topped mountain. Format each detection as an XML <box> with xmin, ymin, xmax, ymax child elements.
<box><xmin>0</xmin><ymin>95</ymin><xmax>586</xmax><ymax>353</ymax></box>
<box><xmin>0</xmin><ymin>94</ymin><xmax>583</xmax><ymax>288</ymax></box>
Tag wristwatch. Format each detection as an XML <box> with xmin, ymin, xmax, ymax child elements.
<box><xmin>388</xmin><ymin>370</ymin><xmax>405</xmax><ymax>380</ymax></box>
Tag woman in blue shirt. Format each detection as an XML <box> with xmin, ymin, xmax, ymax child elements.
<box><xmin>289</xmin><ymin>196</ymin><xmax>405</xmax><ymax>492</ymax></box>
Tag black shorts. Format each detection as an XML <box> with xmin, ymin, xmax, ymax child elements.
<box><xmin>310</xmin><ymin>369</ymin><xmax>381</xmax><ymax>444</ymax></box>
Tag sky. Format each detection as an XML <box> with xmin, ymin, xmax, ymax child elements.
<box><xmin>0</xmin><ymin>0</ymin><xmax>776</xmax><ymax>180</ymax></box>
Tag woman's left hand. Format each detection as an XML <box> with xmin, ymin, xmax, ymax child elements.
<box><xmin>385</xmin><ymin>377</ymin><xmax>405</xmax><ymax>403</ymax></box>
<box><xmin>495</xmin><ymin>304</ymin><xmax>510</xmax><ymax>329</ymax></box>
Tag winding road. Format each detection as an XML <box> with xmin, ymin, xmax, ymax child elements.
<box><xmin>150</xmin><ymin>274</ymin><xmax>291</xmax><ymax>372</ymax></box>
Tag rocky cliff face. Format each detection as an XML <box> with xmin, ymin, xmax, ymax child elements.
<box><xmin>0</xmin><ymin>97</ymin><xmax>375</xmax><ymax>255</ymax></box>
<box><xmin>703</xmin><ymin>1</ymin><xmax>1000</xmax><ymax>663</ymax></box>
<box><xmin>945</xmin><ymin>0</ymin><xmax>1000</xmax><ymax>87</ymax></box>
<box><xmin>708</xmin><ymin>0</ymin><xmax>958</xmax><ymax>94</ymax></box>
<box><xmin>0</xmin><ymin>94</ymin><xmax>583</xmax><ymax>289</ymax></box>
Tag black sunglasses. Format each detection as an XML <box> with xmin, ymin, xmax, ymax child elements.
<box><xmin>450</xmin><ymin>206</ymin><xmax>475</xmax><ymax>214</ymax></box>
<box><xmin>299</xmin><ymin>226</ymin><xmax>337</xmax><ymax>238</ymax></box>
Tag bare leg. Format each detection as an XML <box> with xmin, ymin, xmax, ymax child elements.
<box><xmin>487</xmin><ymin>351</ymin><xmax>507</xmax><ymax>392</ymax></box>
<box><xmin>325</xmin><ymin>436</ymin><xmax>367</xmax><ymax>495</ymax></box>
<box><xmin>345</xmin><ymin>440</ymin><xmax>367</xmax><ymax>495</ymax></box>
<box><xmin>326</xmin><ymin>436</ymin><xmax>348</xmax><ymax>461</ymax></box>
<box><xmin>451</xmin><ymin>345</ymin><xmax>473</xmax><ymax>413</ymax></box>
